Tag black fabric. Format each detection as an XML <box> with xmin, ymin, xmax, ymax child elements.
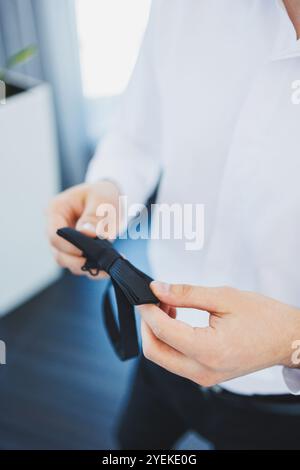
<box><xmin>103</xmin><ymin>281</ymin><xmax>140</xmax><ymax>360</ymax></box>
<box><xmin>118</xmin><ymin>356</ymin><xmax>300</xmax><ymax>450</ymax></box>
<box><xmin>57</xmin><ymin>228</ymin><xmax>158</xmax><ymax>361</ymax></box>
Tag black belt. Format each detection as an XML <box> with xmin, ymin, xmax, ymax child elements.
<box><xmin>218</xmin><ymin>388</ymin><xmax>300</xmax><ymax>404</ymax></box>
<box><xmin>57</xmin><ymin>228</ymin><xmax>158</xmax><ymax>361</ymax></box>
<box><xmin>206</xmin><ymin>386</ymin><xmax>300</xmax><ymax>410</ymax></box>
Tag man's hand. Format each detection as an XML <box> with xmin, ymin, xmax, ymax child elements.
<box><xmin>138</xmin><ymin>282</ymin><xmax>300</xmax><ymax>387</ymax></box>
<box><xmin>47</xmin><ymin>181</ymin><xmax>121</xmax><ymax>279</ymax></box>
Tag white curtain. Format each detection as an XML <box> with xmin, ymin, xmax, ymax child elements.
<box><xmin>0</xmin><ymin>0</ymin><xmax>89</xmax><ymax>187</ymax></box>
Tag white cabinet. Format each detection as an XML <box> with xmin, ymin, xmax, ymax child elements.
<box><xmin>0</xmin><ymin>77</ymin><xmax>60</xmax><ymax>315</ymax></box>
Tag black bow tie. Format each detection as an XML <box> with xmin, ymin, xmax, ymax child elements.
<box><xmin>57</xmin><ymin>228</ymin><xmax>158</xmax><ymax>360</ymax></box>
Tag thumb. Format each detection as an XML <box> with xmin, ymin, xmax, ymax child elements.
<box><xmin>76</xmin><ymin>193</ymin><xmax>100</xmax><ymax>234</ymax></box>
<box><xmin>151</xmin><ymin>281</ymin><xmax>233</xmax><ymax>313</ymax></box>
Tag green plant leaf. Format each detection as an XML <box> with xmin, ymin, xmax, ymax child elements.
<box><xmin>6</xmin><ymin>45</ymin><xmax>37</xmax><ymax>69</ymax></box>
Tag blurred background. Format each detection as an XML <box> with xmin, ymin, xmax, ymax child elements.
<box><xmin>0</xmin><ymin>0</ymin><xmax>153</xmax><ymax>450</ymax></box>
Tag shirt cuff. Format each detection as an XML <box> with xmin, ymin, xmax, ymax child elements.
<box><xmin>282</xmin><ymin>367</ymin><xmax>300</xmax><ymax>395</ymax></box>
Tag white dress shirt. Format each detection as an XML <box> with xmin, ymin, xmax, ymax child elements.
<box><xmin>87</xmin><ymin>0</ymin><xmax>300</xmax><ymax>395</ymax></box>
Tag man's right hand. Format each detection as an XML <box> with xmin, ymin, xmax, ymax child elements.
<box><xmin>47</xmin><ymin>180</ymin><xmax>121</xmax><ymax>279</ymax></box>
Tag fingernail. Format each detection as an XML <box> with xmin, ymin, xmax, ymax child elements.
<box><xmin>81</xmin><ymin>222</ymin><xmax>96</xmax><ymax>233</ymax></box>
<box><xmin>151</xmin><ymin>281</ymin><xmax>170</xmax><ymax>294</ymax></box>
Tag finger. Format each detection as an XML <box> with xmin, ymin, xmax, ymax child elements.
<box><xmin>47</xmin><ymin>211</ymin><xmax>82</xmax><ymax>257</ymax></box>
<box><xmin>159</xmin><ymin>302</ymin><xmax>177</xmax><ymax>319</ymax></box>
<box><xmin>151</xmin><ymin>281</ymin><xmax>236</xmax><ymax>313</ymax></box>
<box><xmin>53</xmin><ymin>249</ymin><xmax>108</xmax><ymax>279</ymax></box>
<box><xmin>53</xmin><ymin>249</ymin><xmax>85</xmax><ymax>274</ymax></box>
<box><xmin>76</xmin><ymin>180</ymin><xmax>120</xmax><ymax>237</ymax></box>
<box><xmin>47</xmin><ymin>185</ymin><xmax>96</xmax><ymax>256</ymax></box>
<box><xmin>76</xmin><ymin>194</ymin><xmax>102</xmax><ymax>232</ymax></box>
<box><xmin>141</xmin><ymin>320</ymin><xmax>203</xmax><ymax>382</ymax></box>
<box><xmin>138</xmin><ymin>304</ymin><xmax>213</xmax><ymax>358</ymax></box>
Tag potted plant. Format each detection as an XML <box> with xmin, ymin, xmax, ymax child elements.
<box><xmin>0</xmin><ymin>46</ymin><xmax>60</xmax><ymax>316</ymax></box>
<box><xmin>0</xmin><ymin>45</ymin><xmax>38</xmax><ymax>100</ymax></box>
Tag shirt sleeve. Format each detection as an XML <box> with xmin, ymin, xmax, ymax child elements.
<box><xmin>86</xmin><ymin>0</ymin><xmax>162</xmax><ymax>210</ymax></box>
<box><xmin>282</xmin><ymin>367</ymin><xmax>300</xmax><ymax>395</ymax></box>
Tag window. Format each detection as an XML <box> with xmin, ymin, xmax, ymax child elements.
<box><xmin>76</xmin><ymin>0</ymin><xmax>151</xmax><ymax>99</ymax></box>
<box><xmin>75</xmin><ymin>0</ymin><xmax>151</xmax><ymax>143</ymax></box>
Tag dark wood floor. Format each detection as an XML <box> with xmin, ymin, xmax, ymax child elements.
<box><xmin>0</xmin><ymin>237</ymin><xmax>207</xmax><ymax>450</ymax></box>
<box><xmin>0</xmin><ymin>239</ymin><xmax>147</xmax><ymax>450</ymax></box>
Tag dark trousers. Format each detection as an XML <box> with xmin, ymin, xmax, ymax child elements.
<box><xmin>117</xmin><ymin>356</ymin><xmax>300</xmax><ymax>450</ymax></box>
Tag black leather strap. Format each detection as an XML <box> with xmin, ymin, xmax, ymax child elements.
<box><xmin>57</xmin><ymin>227</ymin><xmax>158</xmax><ymax>360</ymax></box>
